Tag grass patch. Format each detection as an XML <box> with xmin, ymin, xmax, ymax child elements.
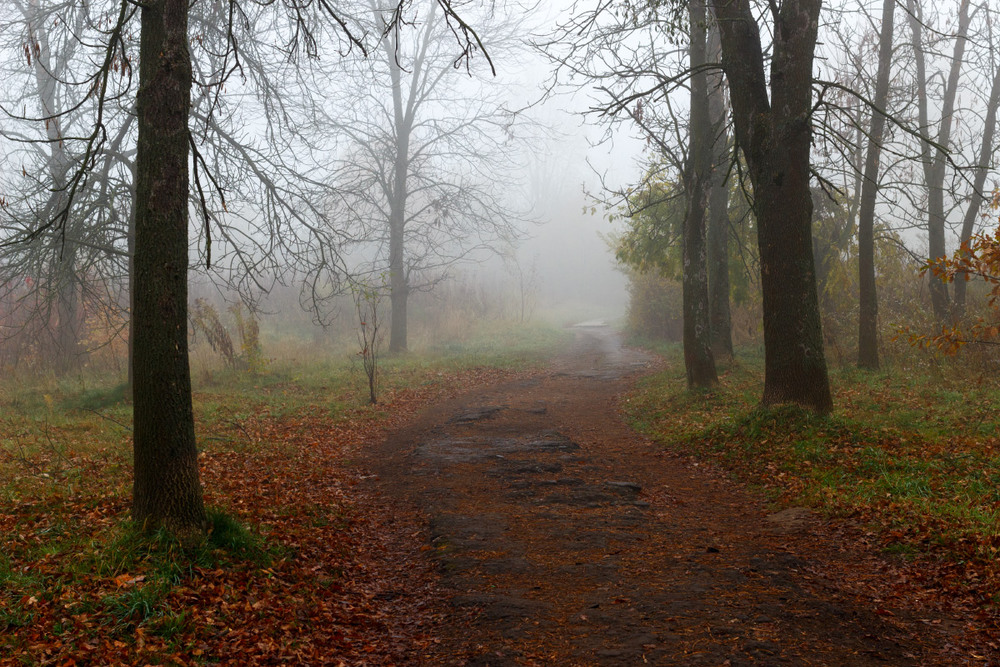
<box><xmin>149</xmin><ymin>610</ymin><xmax>190</xmax><ymax>639</ymax></box>
<box><xmin>0</xmin><ymin>554</ymin><xmax>45</xmax><ymax>631</ymax></box>
<box><xmin>60</xmin><ymin>383</ymin><xmax>131</xmax><ymax>413</ymax></box>
<box><xmin>101</xmin><ymin>578</ymin><xmax>171</xmax><ymax>631</ymax></box>
<box><xmin>90</xmin><ymin>508</ymin><xmax>272</xmax><ymax>582</ymax></box>
<box><xmin>0</xmin><ymin>322</ymin><xmax>568</xmax><ymax>463</ymax></box>
<box><xmin>191</xmin><ymin>321</ymin><xmax>568</xmax><ymax>421</ymax></box>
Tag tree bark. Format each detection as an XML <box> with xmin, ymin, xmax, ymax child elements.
<box><xmin>53</xmin><ymin>274</ymin><xmax>81</xmax><ymax>374</ymax></box>
<box><xmin>856</xmin><ymin>0</ymin><xmax>895</xmax><ymax>370</ymax></box>
<box><xmin>682</xmin><ymin>0</ymin><xmax>718</xmax><ymax>388</ymax></box>
<box><xmin>132</xmin><ymin>0</ymin><xmax>207</xmax><ymax>532</ymax></box>
<box><xmin>706</xmin><ymin>17</ymin><xmax>733</xmax><ymax>360</ymax></box>
<box><xmin>128</xmin><ymin>160</ymin><xmax>136</xmax><ymax>396</ymax></box>
<box><xmin>388</xmin><ymin>210</ymin><xmax>409</xmax><ymax>353</ymax></box>
<box><xmin>710</xmin><ymin>0</ymin><xmax>832</xmax><ymax>412</ymax></box>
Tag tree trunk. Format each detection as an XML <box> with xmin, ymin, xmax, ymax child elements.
<box><xmin>682</xmin><ymin>0</ymin><xmax>718</xmax><ymax>388</ymax></box>
<box><xmin>383</xmin><ymin>15</ymin><xmax>415</xmax><ymax>355</ymax></box>
<box><xmin>710</xmin><ymin>0</ymin><xmax>832</xmax><ymax>413</ymax></box>
<box><xmin>953</xmin><ymin>57</ymin><xmax>1000</xmax><ymax>314</ymax></box>
<box><xmin>856</xmin><ymin>0</ymin><xmax>895</xmax><ymax>370</ymax></box>
<box><xmin>706</xmin><ymin>17</ymin><xmax>733</xmax><ymax>360</ymax></box>
<box><xmin>29</xmin><ymin>15</ymin><xmax>84</xmax><ymax>374</ymax></box>
<box><xmin>54</xmin><ymin>268</ymin><xmax>82</xmax><ymax>374</ymax></box>
<box><xmin>706</xmin><ymin>173</ymin><xmax>732</xmax><ymax>361</ymax></box>
<box><xmin>386</xmin><ymin>116</ymin><xmax>410</xmax><ymax>353</ymax></box>
<box><xmin>908</xmin><ymin>0</ymin><xmax>970</xmax><ymax>320</ymax></box>
<box><xmin>388</xmin><ymin>215</ymin><xmax>409</xmax><ymax>354</ymax></box>
<box><xmin>132</xmin><ymin>0</ymin><xmax>207</xmax><ymax>532</ymax></box>
<box><xmin>128</xmin><ymin>163</ymin><xmax>136</xmax><ymax>396</ymax></box>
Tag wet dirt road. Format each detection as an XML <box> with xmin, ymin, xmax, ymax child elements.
<box><xmin>368</xmin><ymin>325</ymin><xmax>975</xmax><ymax>665</ymax></box>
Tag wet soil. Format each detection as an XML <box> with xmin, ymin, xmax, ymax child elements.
<box><xmin>366</xmin><ymin>326</ymin><xmax>987</xmax><ymax>665</ymax></box>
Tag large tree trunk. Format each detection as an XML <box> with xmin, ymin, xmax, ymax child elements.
<box><xmin>710</xmin><ymin>0</ymin><xmax>832</xmax><ymax>413</ymax></box>
<box><xmin>908</xmin><ymin>0</ymin><xmax>970</xmax><ymax>320</ymax></box>
<box><xmin>706</xmin><ymin>18</ymin><xmax>733</xmax><ymax>361</ymax></box>
<box><xmin>856</xmin><ymin>0</ymin><xmax>895</xmax><ymax>370</ymax></box>
<box><xmin>128</xmin><ymin>168</ymin><xmax>136</xmax><ymax>396</ymax></box>
<box><xmin>132</xmin><ymin>0</ymin><xmax>207</xmax><ymax>532</ymax></box>
<box><xmin>706</xmin><ymin>167</ymin><xmax>732</xmax><ymax>361</ymax></box>
<box><xmin>953</xmin><ymin>58</ymin><xmax>1000</xmax><ymax>314</ymax></box>
<box><xmin>681</xmin><ymin>0</ymin><xmax>718</xmax><ymax>388</ymax></box>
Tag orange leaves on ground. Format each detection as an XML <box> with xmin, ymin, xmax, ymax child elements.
<box><xmin>0</xmin><ymin>365</ymin><xmax>526</xmax><ymax>666</ymax></box>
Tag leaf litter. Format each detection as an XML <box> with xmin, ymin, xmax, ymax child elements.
<box><xmin>0</xmin><ymin>367</ymin><xmax>528</xmax><ymax>666</ymax></box>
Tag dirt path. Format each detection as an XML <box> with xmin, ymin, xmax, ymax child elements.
<box><xmin>366</xmin><ymin>326</ymin><xmax>980</xmax><ymax>665</ymax></box>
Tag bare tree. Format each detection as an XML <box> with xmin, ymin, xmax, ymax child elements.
<box><xmin>134</xmin><ymin>0</ymin><xmax>491</xmax><ymax>530</ymax></box>
<box><xmin>549</xmin><ymin>0</ymin><xmax>999</xmax><ymax>393</ymax></box>
<box><xmin>811</xmin><ymin>0</ymin><xmax>997</xmax><ymax>359</ymax></box>
<box><xmin>543</xmin><ymin>2</ymin><xmax>724</xmax><ymax>386</ymax></box>
<box><xmin>352</xmin><ymin>276</ymin><xmax>387</xmax><ymax>405</ymax></box>
<box><xmin>581</xmin><ymin>0</ymin><xmax>829</xmax><ymax>406</ymax></box>
<box><xmin>706</xmin><ymin>21</ymin><xmax>733</xmax><ymax>361</ymax></box>
<box><xmin>953</xmin><ymin>1</ymin><xmax>1000</xmax><ymax>314</ymax></box>
<box><xmin>826</xmin><ymin>0</ymin><xmax>997</xmax><ymax>329</ymax></box>
<box><xmin>0</xmin><ymin>0</ymin><xmax>135</xmax><ymax>373</ymax></box>
<box><xmin>317</xmin><ymin>0</ymin><xmax>534</xmax><ymax>353</ymax></box>
<box><xmin>856</xmin><ymin>0</ymin><xmax>896</xmax><ymax>370</ymax></box>
<box><xmin>503</xmin><ymin>247</ymin><xmax>538</xmax><ymax>323</ymax></box>
<box><xmin>907</xmin><ymin>0</ymin><xmax>971</xmax><ymax>320</ymax></box>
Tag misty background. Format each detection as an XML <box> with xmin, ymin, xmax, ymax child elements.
<box><xmin>0</xmin><ymin>0</ymin><xmax>997</xmax><ymax>374</ymax></box>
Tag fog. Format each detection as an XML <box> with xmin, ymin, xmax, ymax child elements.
<box><xmin>518</xmin><ymin>116</ymin><xmax>641</xmax><ymax>325</ymax></box>
<box><xmin>1</xmin><ymin>0</ymin><xmax>998</xmax><ymax>373</ymax></box>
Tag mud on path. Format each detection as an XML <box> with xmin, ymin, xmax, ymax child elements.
<box><xmin>365</xmin><ymin>326</ymin><xmax>982</xmax><ymax>665</ymax></box>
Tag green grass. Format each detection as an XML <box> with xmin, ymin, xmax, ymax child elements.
<box><xmin>89</xmin><ymin>508</ymin><xmax>272</xmax><ymax>580</ymax></box>
<box><xmin>102</xmin><ymin>579</ymin><xmax>171</xmax><ymax>629</ymax></box>
<box><xmin>0</xmin><ymin>322</ymin><xmax>567</xmax><ymax>507</ymax></box>
<box><xmin>149</xmin><ymin>610</ymin><xmax>190</xmax><ymax>639</ymax></box>
<box><xmin>192</xmin><ymin>321</ymin><xmax>568</xmax><ymax>417</ymax></box>
<box><xmin>60</xmin><ymin>382</ymin><xmax>132</xmax><ymax>412</ymax></box>
<box><xmin>0</xmin><ymin>322</ymin><xmax>568</xmax><ymax>458</ymax></box>
<box><xmin>625</xmin><ymin>344</ymin><xmax>1000</xmax><ymax>595</ymax></box>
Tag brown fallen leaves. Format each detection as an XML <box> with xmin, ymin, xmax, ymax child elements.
<box><xmin>0</xmin><ymin>366</ymin><xmax>528</xmax><ymax>666</ymax></box>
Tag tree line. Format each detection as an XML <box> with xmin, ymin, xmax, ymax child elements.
<box><xmin>547</xmin><ymin>0</ymin><xmax>1000</xmax><ymax>411</ymax></box>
